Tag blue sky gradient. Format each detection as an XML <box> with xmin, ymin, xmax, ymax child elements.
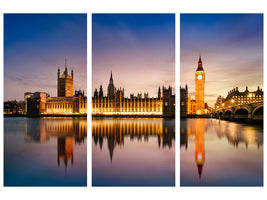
<box><xmin>92</xmin><ymin>14</ymin><xmax>175</xmax><ymax>98</ymax></box>
<box><xmin>4</xmin><ymin>14</ymin><xmax>87</xmax><ymax>101</ymax></box>
<box><xmin>180</xmin><ymin>14</ymin><xmax>263</xmax><ymax>107</ymax></box>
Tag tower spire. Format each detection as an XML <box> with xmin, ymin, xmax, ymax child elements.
<box><xmin>65</xmin><ymin>58</ymin><xmax>67</xmax><ymax>69</ymax></box>
<box><xmin>64</xmin><ymin>58</ymin><xmax>68</xmax><ymax>75</ymax></box>
<box><xmin>196</xmin><ymin>54</ymin><xmax>204</xmax><ymax>71</ymax></box>
<box><xmin>109</xmin><ymin>71</ymin><xmax>113</xmax><ymax>84</ymax></box>
<box><xmin>198</xmin><ymin>52</ymin><xmax>202</xmax><ymax>63</ymax></box>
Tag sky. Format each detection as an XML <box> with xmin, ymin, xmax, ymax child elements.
<box><xmin>4</xmin><ymin>14</ymin><xmax>87</xmax><ymax>101</ymax></box>
<box><xmin>180</xmin><ymin>14</ymin><xmax>263</xmax><ymax>107</ymax></box>
<box><xmin>92</xmin><ymin>14</ymin><xmax>175</xmax><ymax>98</ymax></box>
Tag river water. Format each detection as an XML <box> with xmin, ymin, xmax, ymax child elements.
<box><xmin>92</xmin><ymin>117</ymin><xmax>175</xmax><ymax>186</ymax></box>
<box><xmin>4</xmin><ymin>117</ymin><xmax>87</xmax><ymax>186</ymax></box>
<box><xmin>180</xmin><ymin>118</ymin><xmax>263</xmax><ymax>186</ymax></box>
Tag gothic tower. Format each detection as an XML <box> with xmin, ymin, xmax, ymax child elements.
<box><xmin>107</xmin><ymin>71</ymin><xmax>115</xmax><ymax>98</ymax></box>
<box><xmin>158</xmin><ymin>86</ymin><xmax>161</xmax><ymax>99</ymax></box>
<box><xmin>57</xmin><ymin>59</ymin><xmax>74</xmax><ymax>97</ymax></box>
<box><xmin>195</xmin><ymin>55</ymin><xmax>205</xmax><ymax>114</ymax></box>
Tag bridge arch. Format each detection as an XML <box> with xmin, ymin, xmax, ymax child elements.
<box><xmin>224</xmin><ymin>110</ymin><xmax>232</xmax><ymax>118</ymax></box>
<box><xmin>252</xmin><ymin>106</ymin><xmax>263</xmax><ymax>120</ymax></box>
<box><xmin>234</xmin><ymin>106</ymin><xmax>250</xmax><ymax>114</ymax></box>
<box><xmin>234</xmin><ymin>108</ymin><xmax>249</xmax><ymax>119</ymax></box>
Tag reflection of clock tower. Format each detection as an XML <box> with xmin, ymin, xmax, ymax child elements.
<box><xmin>195</xmin><ymin>55</ymin><xmax>205</xmax><ymax>115</ymax></box>
<box><xmin>195</xmin><ymin>119</ymin><xmax>205</xmax><ymax>179</ymax></box>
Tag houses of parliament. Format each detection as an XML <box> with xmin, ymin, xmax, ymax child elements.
<box><xmin>25</xmin><ymin>60</ymin><xmax>87</xmax><ymax>117</ymax></box>
<box><xmin>92</xmin><ymin>72</ymin><xmax>175</xmax><ymax>117</ymax></box>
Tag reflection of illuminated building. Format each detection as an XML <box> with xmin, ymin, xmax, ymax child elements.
<box><xmin>24</xmin><ymin>119</ymin><xmax>49</xmax><ymax>143</ymax></box>
<box><xmin>24</xmin><ymin>119</ymin><xmax>87</xmax><ymax>172</ymax></box>
<box><xmin>58</xmin><ymin>137</ymin><xmax>74</xmax><ymax>169</ymax></box>
<box><xmin>181</xmin><ymin>119</ymin><xmax>263</xmax><ymax>180</ymax></box>
<box><xmin>180</xmin><ymin>119</ymin><xmax>206</xmax><ymax>179</ymax></box>
<box><xmin>180</xmin><ymin>120</ymin><xmax>188</xmax><ymax>149</ymax></box>
<box><xmin>195</xmin><ymin>119</ymin><xmax>205</xmax><ymax>179</ymax></box>
<box><xmin>92</xmin><ymin>118</ymin><xmax>175</xmax><ymax>162</ymax></box>
<box><xmin>214</xmin><ymin>121</ymin><xmax>263</xmax><ymax>148</ymax></box>
<box><xmin>92</xmin><ymin>72</ymin><xmax>175</xmax><ymax>117</ymax></box>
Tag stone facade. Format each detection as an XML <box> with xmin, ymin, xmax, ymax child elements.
<box><xmin>25</xmin><ymin>63</ymin><xmax>86</xmax><ymax>117</ymax></box>
<box><xmin>57</xmin><ymin>60</ymin><xmax>73</xmax><ymax>97</ymax></box>
<box><xmin>215</xmin><ymin>86</ymin><xmax>263</xmax><ymax>109</ymax></box>
<box><xmin>92</xmin><ymin>72</ymin><xmax>175</xmax><ymax>117</ymax></box>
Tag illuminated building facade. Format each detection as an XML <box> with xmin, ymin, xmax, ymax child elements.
<box><xmin>57</xmin><ymin>59</ymin><xmax>73</xmax><ymax>97</ymax></box>
<box><xmin>180</xmin><ymin>56</ymin><xmax>208</xmax><ymax>116</ymax></box>
<box><xmin>46</xmin><ymin>90</ymin><xmax>87</xmax><ymax>115</ymax></box>
<box><xmin>92</xmin><ymin>72</ymin><xmax>175</xmax><ymax>117</ymax></box>
<box><xmin>215</xmin><ymin>86</ymin><xmax>263</xmax><ymax>109</ymax></box>
<box><xmin>25</xmin><ymin>61</ymin><xmax>87</xmax><ymax>117</ymax></box>
<box><xmin>180</xmin><ymin>85</ymin><xmax>188</xmax><ymax>117</ymax></box>
<box><xmin>195</xmin><ymin>56</ymin><xmax>205</xmax><ymax>114</ymax></box>
<box><xmin>4</xmin><ymin>100</ymin><xmax>25</xmax><ymax>115</ymax></box>
<box><xmin>25</xmin><ymin>92</ymin><xmax>50</xmax><ymax>117</ymax></box>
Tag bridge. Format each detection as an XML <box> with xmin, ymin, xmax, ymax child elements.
<box><xmin>212</xmin><ymin>101</ymin><xmax>263</xmax><ymax>121</ymax></box>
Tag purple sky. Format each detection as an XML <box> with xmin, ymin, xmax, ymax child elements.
<box><xmin>180</xmin><ymin>14</ymin><xmax>263</xmax><ymax>107</ymax></box>
<box><xmin>92</xmin><ymin>14</ymin><xmax>175</xmax><ymax>98</ymax></box>
<box><xmin>4</xmin><ymin>14</ymin><xmax>87</xmax><ymax>101</ymax></box>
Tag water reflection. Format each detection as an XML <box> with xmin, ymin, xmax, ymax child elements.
<box><xmin>24</xmin><ymin>118</ymin><xmax>87</xmax><ymax>170</ymax></box>
<box><xmin>92</xmin><ymin>118</ymin><xmax>175</xmax><ymax>162</ymax></box>
<box><xmin>180</xmin><ymin>118</ymin><xmax>263</xmax><ymax>186</ymax></box>
<box><xmin>92</xmin><ymin>118</ymin><xmax>175</xmax><ymax>186</ymax></box>
<box><xmin>4</xmin><ymin>117</ymin><xmax>87</xmax><ymax>186</ymax></box>
<box><xmin>195</xmin><ymin>119</ymin><xmax>205</xmax><ymax>179</ymax></box>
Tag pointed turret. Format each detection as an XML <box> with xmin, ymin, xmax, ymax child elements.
<box><xmin>158</xmin><ymin>86</ymin><xmax>161</xmax><ymax>99</ymax></box>
<box><xmin>109</xmin><ymin>71</ymin><xmax>113</xmax><ymax>84</ymax></box>
<box><xmin>58</xmin><ymin>68</ymin><xmax>60</xmax><ymax>78</ymax></box>
<box><xmin>196</xmin><ymin>55</ymin><xmax>204</xmax><ymax>71</ymax></box>
<box><xmin>198</xmin><ymin>54</ymin><xmax>202</xmax><ymax>63</ymax></box>
<box><xmin>107</xmin><ymin>71</ymin><xmax>115</xmax><ymax>98</ymax></box>
<box><xmin>64</xmin><ymin>58</ymin><xmax>68</xmax><ymax>75</ymax></box>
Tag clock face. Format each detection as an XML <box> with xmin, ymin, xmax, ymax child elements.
<box><xmin>197</xmin><ymin>75</ymin><xmax>203</xmax><ymax>80</ymax></box>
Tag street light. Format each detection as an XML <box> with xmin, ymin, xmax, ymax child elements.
<box><xmin>248</xmin><ymin>93</ymin><xmax>252</xmax><ymax>103</ymax></box>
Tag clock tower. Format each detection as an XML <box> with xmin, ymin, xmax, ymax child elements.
<box><xmin>195</xmin><ymin>55</ymin><xmax>205</xmax><ymax>115</ymax></box>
